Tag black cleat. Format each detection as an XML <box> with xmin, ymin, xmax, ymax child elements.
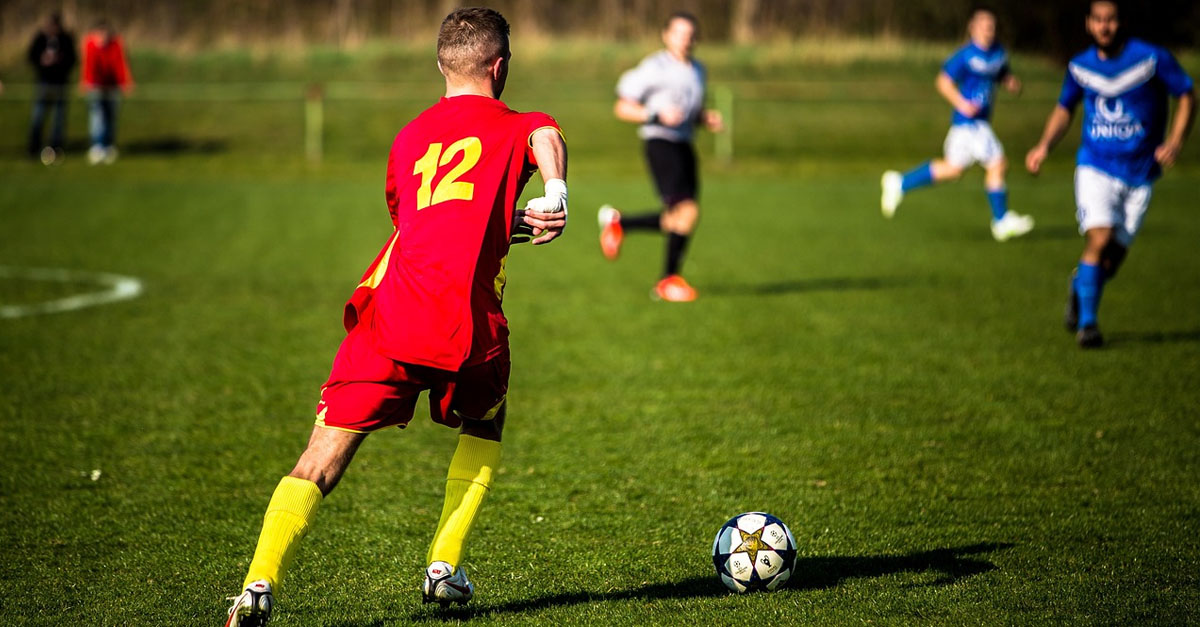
<box><xmin>1064</xmin><ymin>270</ymin><xmax>1079</xmax><ymax>333</ymax></box>
<box><xmin>1076</xmin><ymin>325</ymin><xmax>1104</xmax><ymax>349</ymax></box>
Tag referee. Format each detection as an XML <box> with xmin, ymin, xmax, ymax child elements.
<box><xmin>600</xmin><ymin>11</ymin><xmax>723</xmax><ymax>302</ymax></box>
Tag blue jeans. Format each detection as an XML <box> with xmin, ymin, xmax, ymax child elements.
<box><xmin>88</xmin><ymin>89</ymin><xmax>121</xmax><ymax>148</ymax></box>
<box><xmin>28</xmin><ymin>83</ymin><xmax>69</xmax><ymax>155</ymax></box>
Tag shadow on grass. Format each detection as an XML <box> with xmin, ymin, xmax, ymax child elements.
<box><xmin>121</xmin><ymin>137</ymin><xmax>229</xmax><ymax>156</ymax></box>
<box><xmin>395</xmin><ymin>542</ymin><xmax>1012</xmax><ymax>623</ymax></box>
<box><xmin>18</xmin><ymin>137</ymin><xmax>229</xmax><ymax>158</ymax></box>
<box><xmin>1003</xmin><ymin>224</ymin><xmax>1079</xmax><ymax>242</ymax></box>
<box><xmin>706</xmin><ymin>275</ymin><xmax>916</xmax><ymax>297</ymax></box>
<box><xmin>1106</xmin><ymin>329</ymin><xmax>1200</xmax><ymax>345</ymax></box>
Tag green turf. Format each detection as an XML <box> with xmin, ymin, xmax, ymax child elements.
<box><xmin>1</xmin><ymin>44</ymin><xmax>1199</xmax><ymax>625</ymax></box>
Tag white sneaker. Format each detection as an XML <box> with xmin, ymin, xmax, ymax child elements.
<box><xmin>225</xmin><ymin>579</ymin><xmax>273</xmax><ymax>627</ymax></box>
<box><xmin>39</xmin><ymin>147</ymin><xmax>61</xmax><ymax>166</ymax></box>
<box><xmin>422</xmin><ymin>561</ymin><xmax>474</xmax><ymax>606</ymax></box>
<box><xmin>87</xmin><ymin>145</ymin><xmax>106</xmax><ymax>165</ymax></box>
<box><xmin>991</xmin><ymin>211</ymin><xmax>1035</xmax><ymax>242</ymax></box>
<box><xmin>881</xmin><ymin>171</ymin><xmax>903</xmax><ymax>218</ymax></box>
<box><xmin>103</xmin><ymin>146</ymin><xmax>119</xmax><ymax>165</ymax></box>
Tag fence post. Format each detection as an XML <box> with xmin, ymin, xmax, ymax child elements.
<box><xmin>715</xmin><ymin>84</ymin><xmax>733</xmax><ymax>165</ymax></box>
<box><xmin>306</xmin><ymin>83</ymin><xmax>324</xmax><ymax>164</ymax></box>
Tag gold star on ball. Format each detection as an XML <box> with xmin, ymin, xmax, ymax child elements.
<box><xmin>733</xmin><ymin>528</ymin><xmax>768</xmax><ymax>562</ymax></box>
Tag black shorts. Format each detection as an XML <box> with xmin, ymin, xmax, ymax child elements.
<box><xmin>644</xmin><ymin>139</ymin><xmax>697</xmax><ymax>207</ymax></box>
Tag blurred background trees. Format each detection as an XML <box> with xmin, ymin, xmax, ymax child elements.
<box><xmin>1</xmin><ymin>0</ymin><xmax>1196</xmax><ymax>58</ymax></box>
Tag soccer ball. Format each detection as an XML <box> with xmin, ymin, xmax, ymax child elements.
<box><xmin>711</xmin><ymin>512</ymin><xmax>797</xmax><ymax>593</ymax></box>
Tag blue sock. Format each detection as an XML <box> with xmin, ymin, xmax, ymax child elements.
<box><xmin>901</xmin><ymin>162</ymin><xmax>934</xmax><ymax>192</ymax></box>
<box><xmin>1074</xmin><ymin>262</ymin><xmax>1103</xmax><ymax>329</ymax></box>
<box><xmin>987</xmin><ymin>188</ymin><xmax>1008</xmax><ymax>221</ymax></box>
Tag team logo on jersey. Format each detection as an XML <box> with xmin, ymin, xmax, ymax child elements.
<box><xmin>1089</xmin><ymin>96</ymin><xmax>1144</xmax><ymax>141</ymax></box>
<box><xmin>968</xmin><ymin>54</ymin><xmax>1007</xmax><ymax>77</ymax></box>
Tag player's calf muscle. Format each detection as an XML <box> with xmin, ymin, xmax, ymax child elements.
<box><xmin>288</xmin><ymin>428</ymin><xmax>364</xmax><ymax>494</ymax></box>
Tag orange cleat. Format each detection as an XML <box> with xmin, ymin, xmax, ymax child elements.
<box><xmin>653</xmin><ymin>274</ymin><xmax>697</xmax><ymax>302</ymax></box>
<box><xmin>597</xmin><ymin>205</ymin><xmax>624</xmax><ymax>261</ymax></box>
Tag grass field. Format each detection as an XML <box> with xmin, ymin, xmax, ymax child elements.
<box><xmin>1</xmin><ymin>43</ymin><xmax>1199</xmax><ymax>625</ymax></box>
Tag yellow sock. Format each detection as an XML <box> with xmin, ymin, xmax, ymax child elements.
<box><xmin>243</xmin><ymin>476</ymin><xmax>323</xmax><ymax>592</ymax></box>
<box><xmin>427</xmin><ymin>435</ymin><xmax>502</xmax><ymax>567</ymax></box>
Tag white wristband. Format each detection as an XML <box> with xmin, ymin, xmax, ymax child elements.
<box><xmin>544</xmin><ymin>178</ymin><xmax>567</xmax><ymax>200</ymax></box>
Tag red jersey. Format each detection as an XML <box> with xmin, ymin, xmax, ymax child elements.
<box><xmin>80</xmin><ymin>33</ymin><xmax>133</xmax><ymax>90</ymax></box>
<box><xmin>344</xmin><ymin>95</ymin><xmax>560</xmax><ymax>372</ymax></box>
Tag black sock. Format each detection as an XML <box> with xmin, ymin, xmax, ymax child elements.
<box><xmin>622</xmin><ymin>211</ymin><xmax>662</xmax><ymax>231</ymax></box>
<box><xmin>665</xmin><ymin>232</ymin><xmax>690</xmax><ymax>277</ymax></box>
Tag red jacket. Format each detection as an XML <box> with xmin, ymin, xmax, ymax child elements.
<box><xmin>80</xmin><ymin>32</ymin><xmax>132</xmax><ymax>90</ymax></box>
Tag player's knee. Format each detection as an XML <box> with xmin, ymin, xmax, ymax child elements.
<box><xmin>669</xmin><ymin>200</ymin><xmax>699</xmax><ymax>233</ymax></box>
<box><xmin>1082</xmin><ymin>229</ymin><xmax>1113</xmax><ymax>260</ymax></box>
<box><xmin>932</xmin><ymin>161</ymin><xmax>963</xmax><ymax>181</ymax></box>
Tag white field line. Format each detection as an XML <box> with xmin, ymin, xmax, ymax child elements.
<box><xmin>0</xmin><ymin>267</ymin><xmax>144</xmax><ymax>319</ymax></box>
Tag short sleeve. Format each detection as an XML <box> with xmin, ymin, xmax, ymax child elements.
<box><xmin>1155</xmin><ymin>47</ymin><xmax>1195</xmax><ymax>96</ymax></box>
<box><xmin>523</xmin><ymin>112</ymin><xmax>563</xmax><ymax>165</ymax></box>
<box><xmin>942</xmin><ymin>50</ymin><xmax>967</xmax><ymax>83</ymax></box>
<box><xmin>1058</xmin><ymin>68</ymin><xmax>1084</xmax><ymax>110</ymax></box>
<box><xmin>616</xmin><ymin>62</ymin><xmax>652</xmax><ymax>102</ymax></box>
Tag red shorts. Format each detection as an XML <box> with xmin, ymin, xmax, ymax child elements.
<box><xmin>315</xmin><ymin>325</ymin><xmax>509</xmax><ymax>433</ymax></box>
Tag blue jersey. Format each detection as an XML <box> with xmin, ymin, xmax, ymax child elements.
<box><xmin>1059</xmin><ymin>38</ymin><xmax>1194</xmax><ymax>185</ymax></box>
<box><xmin>942</xmin><ymin>42</ymin><xmax>1010</xmax><ymax>125</ymax></box>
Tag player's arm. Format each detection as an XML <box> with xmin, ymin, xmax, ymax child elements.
<box><xmin>936</xmin><ymin>71</ymin><xmax>979</xmax><ymax>118</ymax></box>
<box><xmin>1025</xmin><ymin>105</ymin><xmax>1074</xmax><ymax>175</ymax></box>
<box><xmin>614</xmin><ymin>97</ymin><xmax>686</xmax><ymax>128</ymax></box>
<box><xmin>998</xmin><ymin>60</ymin><xmax>1021</xmax><ymax>95</ymax></box>
<box><xmin>1156</xmin><ymin>89</ymin><xmax>1195</xmax><ymax>168</ymax></box>
<box><xmin>1003</xmin><ymin>74</ymin><xmax>1022</xmax><ymax>95</ymax></box>
<box><xmin>700</xmin><ymin>100</ymin><xmax>724</xmax><ymax>133</ymax></box>
<box><xmin>522</xmin><ymin>127</ymin><xmax>568</xmax><ymax>245</ymax></box>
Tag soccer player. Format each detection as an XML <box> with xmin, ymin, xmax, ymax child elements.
<box><xmin>224</xmin><ymin>8</ymin><xmax>568</xmax><ymax>625</ymax></box>
<box><xmin>599</xmin><ymin>11</ymin><xmax>724</xmax><ymax>302</ymax></box>
<box><xmin>1026</xmin><ymin>0</ymin><xmax>1194</xmax><ymax>348</ymax></box>
<box><xmin>881</xmin><ymin>9</ymin><xmax>1035</xmax><ymax>242</ymax></box>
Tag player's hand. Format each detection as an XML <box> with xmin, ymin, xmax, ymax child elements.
<box><xmin>1025</xmin><ymin>145</ymin><xmax>1049</xmax><ymax>175</ymax></box>
<box><xmin>1005</xmin><ymin>76</ymin><xmax>1022</xmax><ymax>95</ymax></box>
<box><xmin>655</xmin><ymin>105</ymin><xmax>687</xmax><ymax>127</ymax></box>
<box><xmin>1155</xmin><ymin>139</ymin><xmax>1183</xmax><ymax>168</ymax></box>
<box><xmin>522</xmin><ymin>178</ymin><xmax>567</xmax><ymax>245</ymax></box>
<box><xmin>704</xmin><ymin>109</ymin><xmax>725</xmax><ymax>133</ymax></box>
<box><xmin>956</xmin><ymin>100</ymin><xmax>981</xmax><ymax>118</ymax></box>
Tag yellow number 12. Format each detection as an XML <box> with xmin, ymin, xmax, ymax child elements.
<box><xmin>412</xmin><ymin>137</ymin><xmax>482</xmax><ymax>210</ymax></box>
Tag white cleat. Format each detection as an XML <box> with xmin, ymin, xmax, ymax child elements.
<box><xmin>225</xmin><ymin>580</ymin><xmax>273</xmax><ymax>627</ymax></box>
<box><xmin>991</xmin><ymin>211</ymin><xmax>1035</xmax><ymax>242</ymax></box>
<box><xmin>422</xmin><ymin>561</ymin><xmax>474</xmax><ymax>607</ymax></box>
<box><xmin>87</xmin><ymin>144</ymin><xmax>106</xmax><ymax>165</ymax></box>
<box><xmin>597</xmin><ymin>204</ymin><xmax>619</xmax><ymax>229</ymax></box>
<box><xmin>881</xmin><ymin>171</ymin><xmax>903</xmax><ymax>218</ymax></box>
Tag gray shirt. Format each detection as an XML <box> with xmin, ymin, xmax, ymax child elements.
<box><xmin>616</xmin><ymin>50</ymin><xmax>707</xmax><ymax>143</ymax></box>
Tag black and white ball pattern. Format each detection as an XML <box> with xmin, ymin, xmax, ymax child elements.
<box><xmin>712</xmin><ymin>512</ymin><xmax>797</xmax><ymax>592</ymax></box>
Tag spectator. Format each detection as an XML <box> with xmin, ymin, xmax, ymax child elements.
<box><xmin>27</xmin><ymin>12</ymin><xmax>77</xmax><ymax>165</ymax></box>
<box><xmin>80</xmin><ymin>20</ymin><xmax>133</xmax><ymax>165</ymax></box>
